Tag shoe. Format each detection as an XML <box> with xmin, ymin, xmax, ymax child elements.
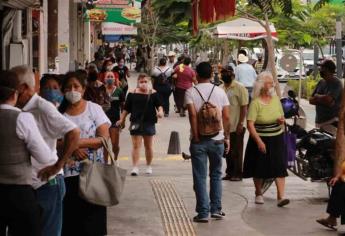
<box><xmin>146</xmin><ymin>166</ymin><xmax>152</xmax><ymax>175</ymax></box>
<box><xmin>179</xmin><ymin>112</ymin><xmax>186</xmax><ymax>117</ymax></box>
<box><xmin>277</xmin><ymin>199</ymin><xmax>290</xmax><ymax>207</ymax></box>
<box><xmin>211</xmin><ymin>211</ymin><xmax>225</xmax><ymax>220</ymax></box>
<box><xmin>230</xmin><ymin>177</ymin><xmax>242</xmax><ymax>181</ymax></box>
<box><xmin>316</xmin><ymin>218</ymin><xmax>337</xmax><ymax>231</ymax></box>
<box><xmin>193</xmin><ymin>215</ymin><xmax>209</xmax><ymax>223</ymax></box>
<box><xmin>182</xmin><ymin>152</ymin><xmax>191</xmax><ymax>160</ymax></box>
<box><xmin>338</xmin><ymin>224</ymin><xmax>345</xmax><ymax>234</ymax></box>
<box><xmin>164</xmin><ymin>113</ymin><xmax>169</xmax><ymax>117</ymax></box>
<box><xmin>222</xmin><ymin>175</ymin><xmax>232</xmax><ymax>181</ymax></box>
<box><xmin>255</xmin><ymin>195</ymin><xmax>264</xmax><ymax>204</ymax></box>
<box><xmin>131</xmin><ymin>167</ymin><xmax>139</xmax><ymax>176</ymax></box>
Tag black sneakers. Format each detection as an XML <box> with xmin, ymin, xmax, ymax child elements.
<box><xmin>193</xmin><ymin>215</ymin><xmax>209</xmax><ymax>223</ymax></box>
<box><xmin>211</xmin><ymin>211</ymin><xmax>226</xmax><ymax>220</ymax></box>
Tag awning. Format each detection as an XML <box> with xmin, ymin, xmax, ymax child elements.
<box><xmin>2</xmin><ymin>0</ymin><xmax>41</xmax><ymax>9</ymax></box>
<box><xmin>104</xmin><ymin>35</ymin><xmax>132</xmax><ymax>42</ymax></box>
<box><xmin>211</xmin><ymin>17</ymin><xmax>278</xmax><ymax>41</ymax></box>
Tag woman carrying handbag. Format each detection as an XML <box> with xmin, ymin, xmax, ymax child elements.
<box><xmin>117</xmin><ymin>74</ymin><xmax>164</xmax><ymax>176</ymax></box>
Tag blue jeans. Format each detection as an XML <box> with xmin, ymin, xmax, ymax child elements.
<box><xmin>36</xmin><ymin>175</ymin><xmax>66</xmax><ymax>236</ymax></box>
<box><xmin>190</xmin><ymin>139</ymin><xmax>224</xmax><ymax>218</ymax></box>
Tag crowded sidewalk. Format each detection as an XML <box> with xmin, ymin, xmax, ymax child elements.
<box><xmin>107</xmin><ymin>71</ymin><xmax>331</xmax><ymax>236</ymax></box>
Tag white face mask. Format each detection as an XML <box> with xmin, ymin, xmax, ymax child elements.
<box><xmin>65</xmin><ymin>91</ymin><xmax>82</xmax><ymax>104</ymax></box>
<box><xmin>106</xmin><ymin>65</ymin><xmax>113</xmax><ymax>71</ymax></box>
<box><xmin>268</xmin><ymin>87</ymin><xmax>275</xmax><ymax>96</ymax></box>
<box><xmin>138</xmin><ymin>82</ymin><xmax>148</xmax><ymax>90</ymax></box>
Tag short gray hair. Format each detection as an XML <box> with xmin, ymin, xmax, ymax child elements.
<box><xmin>10</xmin><ymin>65</ymin><xmax>35</xmax><ymax>89</ymax></box>
<box><xmin>252</xmin><ymin>71</ymin><xmax>274</xmax><ymax>99</ymax></box>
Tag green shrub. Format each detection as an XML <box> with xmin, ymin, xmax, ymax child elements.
<box><xmin>286</xmin><ymin>75</ymin><xmax>321</xmax><ymax>99</ymax></box>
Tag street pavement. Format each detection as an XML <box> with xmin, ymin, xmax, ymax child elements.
<box><xmin>107</xmin><ymin>71</ymin><xmax>335</xmax><ymax>236</ymax></box>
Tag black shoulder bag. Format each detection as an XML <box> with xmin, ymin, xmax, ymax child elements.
<box><xmin>129</xmin><ymin>90</ymin><xmax>152</xmax><ymax>132</ymax></box>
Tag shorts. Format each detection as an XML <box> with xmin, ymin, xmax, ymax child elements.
<box><xmin>130</xmin><ymin>123</ymin><xmax>156</xmax><ymax>136</ymax></box>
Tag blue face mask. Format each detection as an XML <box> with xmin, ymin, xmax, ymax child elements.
<box><xmin>41</xmin><ymin>89</ymin><xmax>64</xmax><ymax>105</ymax></box>
<box><xmin>106</xmin><ymin>78</ymin><xmax>114</xmax><ymax>85</ymax></box>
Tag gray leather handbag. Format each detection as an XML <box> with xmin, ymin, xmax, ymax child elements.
<box><xmin>79</xmin><ymin>137</ymin><xmax>127</xmax><ymax>206</ymax></box>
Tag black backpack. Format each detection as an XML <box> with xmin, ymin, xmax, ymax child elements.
<box><xmin>155</xmin><ymin>67</ymin><xmax>170</xmax><ymax>85</ymax></box>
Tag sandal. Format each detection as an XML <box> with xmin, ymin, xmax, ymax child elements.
<box><xmin>316</xmin><ymin>218</ymin><xmax>337</xmax><ymax>231</ymax></box>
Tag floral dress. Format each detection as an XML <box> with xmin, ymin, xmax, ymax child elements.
<box><xmin>63</xmin><ymin>101</ymin><xmax>111</xmax><ymax>177</ymax></box>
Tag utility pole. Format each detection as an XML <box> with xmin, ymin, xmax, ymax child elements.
<box><xmin>336</xmin><ymin>16</ymin><xmax>343</xmax><ymax>79</ymax></box>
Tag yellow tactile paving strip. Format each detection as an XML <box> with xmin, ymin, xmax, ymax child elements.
<box><xmin>151</xmin><ymin>179</ymin><xmax>196</xmax><ymax>236</ymax></box>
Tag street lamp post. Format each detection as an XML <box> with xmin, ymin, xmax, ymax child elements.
<box><xmin>336</xmin><ymin>16</ymin><xmax>343</xmax><ymax>79</ymax></box>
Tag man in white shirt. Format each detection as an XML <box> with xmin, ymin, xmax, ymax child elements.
<box><xmin>167</xmin><ymin>51</ymin><xmax>176</xmax><ymax>69</ymax></box>
<box><xmin>0</xmin><ymin>70</ymin><xmax>56</xmax><ymax>236</ymax></box>
<box><xmin>235</xmin><ymin>54</ymin><xmax>257</xmax><ymax>97</ymax></box>
<box><xmin>11</xmin><ymin>66</ymin><xmax>80</xmax><ymax>236</ymax></box>
<box><xmin>185</xmin><ymin>62</ymin><xmax>231</xmax><ymax>223</ymax></box>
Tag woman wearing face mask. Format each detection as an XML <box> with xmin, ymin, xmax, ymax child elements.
<box><xmin>116</xmin><ymin>74</ymin><xmax>163</xmax><ymax>176</ymax></box>
<box><xmin>220</xmin><ymin>66</ymin><xmax>248</xmax><ymax>181</ymax></box>
<box><xmin>105</xmin><ymin>71</ymin><xmax>125</xmax><ymax>160</ymax></box>
<box><xmin>58</xmin><ymin>72</ymin><xmax>111</xmax><ymax>236</ymax></box>
<box><xmin>40</xmin><ymin>74</ymin><xmax>64</xmax><ymax>107</ymax></box>
<box><xmin>243</xmin><ymin>71</ymin><xmax>289</xmax><ymax>207</ymax></box>
<box><xmin>99</xmin><ymin>59</ymin><xmax>115</xmax><ymax>84</ymax></box>
<box><xmin>113</xmin><ymin>58</ymin><xmax>130</xmax><ymax>96</ymax></box>
<box><xmin>84</xmin><ymin>71</ymin><xmax>112</xmax><ymax>112</ymax></box>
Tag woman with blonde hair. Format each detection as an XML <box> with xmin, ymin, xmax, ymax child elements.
<box><xmin>117</xmin><ymin>74</ymin><xmax>164</xmax><ymax>176</ymax></box>
<box><xmin>243</xmin><ymin>71</ymin><xmax>289</xmax><ymax>207</ymax></box>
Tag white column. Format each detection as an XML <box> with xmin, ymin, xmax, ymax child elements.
<box><xmin>57</xmin><ymin>0</ymin><xmax>70</xmax><ymax>73</ymax></box>
<box><xmin>84</xmin><ymin>21</ymin><xmax>91</xmax><ymax>64</ymax></box>
<box><xmin>39</xmin><ymin>0</ymin><xmax>48</xmax><ymax>74</ymax></box>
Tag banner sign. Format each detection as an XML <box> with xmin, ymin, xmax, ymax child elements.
<box><xmin>101</xmin><ymin>22</ymin><xmax>137</xmax><ymax>35</ymax></box>
<box><xmin>85</xmin><ymin>0</ymin><xmax>142</xmax><ymax>24</ymax></box>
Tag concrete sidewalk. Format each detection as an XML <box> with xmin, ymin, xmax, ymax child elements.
<box><xmin>106</xmin><ymin>72</ymin><xmax>333</xmax><ymax>236</ymax></box>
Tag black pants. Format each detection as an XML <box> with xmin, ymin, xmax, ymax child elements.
<box><xmin>224</xmin><ymin>130</ymin><xmax>245</xmax><ymax>178</ymax></box>
<box><xmin>155</xmin><ymin>84</ymin><xmax>172</xmax><ymax>115</ymax></box>
<box><xmin>327</xmin><ymin>181</ymin><xmax>345</xmax><ymax>224</ymax></box>
<box><xmin>62</xmin><ymin>176</ymin><xmax>107</xmax><ymax>236</ymax></box>
<box><xmin>175</xmin><ymin>87</ymin><xmax>186</xmax><ymax>113</ymax></box>
<box><xmin>0</xmin><ymin>184</ymin><xmax>41</xmax><ymax>236</ymax></box>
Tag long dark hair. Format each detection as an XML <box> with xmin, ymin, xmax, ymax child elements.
<box><xmin>58</xmin><ymin>71</ymin><xmax>87</xmax><ymax>113</ymax></box>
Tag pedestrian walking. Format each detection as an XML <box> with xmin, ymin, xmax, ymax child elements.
<box><xmin>99</xmin><ymin>59</ymin><xmax>115</xmax><ymax>83</ymax></box>
<box><xmin>84</xmin><ymin>71</ymin><xmax>111</xmax><ymax>112</ymax></box>
<box><xmin>185</xmin><ymin>62</ymin><xmax>231</xmax><ymax>223</ymax></box>
<box><xmin>113</xmin><ymin>58</ymin><xmax>130</xmax><ymax>95</ymax></box>
<box><xmin>243</xmin><ymin>71</ymin><xmax>289</xmax><ymax>207</ymax></box>
<box><xmin>152</xmin><ymin>58</ymin><xmax>173</xmax><ymax>117</ymax></box>
<box><xmin>0</xmin><ymin>71</ymin><xmax>58</xmax><ymax>236</ymax></box>
<box><xmin>11</xmin><ymin>65</ymin><xmax>80</xmax><ymax>236</ymax></box>
<box><xmin>167</xmin><ymin>51</ymin><xmax>176</xmax><ymax>69</ymax></box>
<box><xmin>220</xmin><ymin>66</ymin><xmax>248</xmax><ymax>181</ymax></box>
<box><xmin>235</xmin><ymin>54</ymin><xmax>257</xmax><ymax>98</ymax></box>
<box><xmin>105</xmin><ymin>72</ymin><xmax>125</xmax><ymax>160</ymax></box>
<box><xmin>116</xmin><ymin>74</ymin><xmax>164</xmax><ymax>176</ymax></box>
<box><xmin>254</xmin><ymin>54</ymin><xmax>264</xmax><ymax>74</ymax></box>
<box><xmin>173</xmin><ymin>57</ymin><xmax>197</xmax><ymax>117</ymax></box>
<box><xmin>58</xmin><ymin>71</ymin><xmax>111</xmax><ymax>236</ymax></box>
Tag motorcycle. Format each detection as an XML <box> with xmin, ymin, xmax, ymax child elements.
<box><xmin>262</xmin><ymin>91</ymin><xmax>336</xmax><ymax>194</ymax></box>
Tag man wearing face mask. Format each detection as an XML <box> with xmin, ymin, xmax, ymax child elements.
<box><xmin>10</xmin><ymin>65</ymin><xmax>80</xmax><ymax>236</ymax></box>
<box><xmin>310</xmin><ymin>60</ymin><xmax>342</xmax><ymax>135</ymax></box>
<box><xmin>113</xmin><ymin>58</ymin><xmax>130</xmax><ymax>95</ymax></box>
<box><xmin>220</xmin><ymin>66</ymin><xmax>248</xmax><ymax>181</ymax></box>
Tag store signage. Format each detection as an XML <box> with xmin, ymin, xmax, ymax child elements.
<box><xmin>101</xmin><ymin>22</ymin><xmax>137</xmax><ymax>35</ymax></box>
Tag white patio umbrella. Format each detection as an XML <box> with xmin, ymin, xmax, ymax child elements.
<box><xmin>211</xmin><ymin>17</ymin><xmax>278</xmax><ymax>41</ymax></box>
